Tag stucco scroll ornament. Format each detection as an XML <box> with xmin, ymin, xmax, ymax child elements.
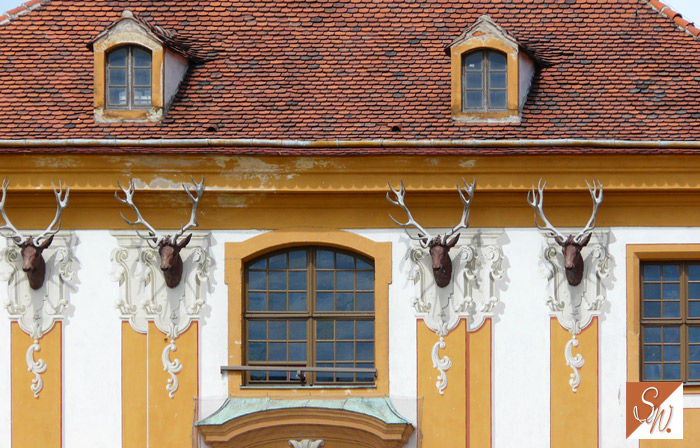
<box><xmin>529</xmin><ymin>179</ymin><xmax>609</xmax><ymax>393</ymax></box>
<box><xmin>1</xmin><ymin>232</ymin><xmax>77</xmax><ymax>398</ymax></box>
<box><xmin>289</xmin><ymin>440</ymin><xmax>324</xmax><ymax>448</ymax></box>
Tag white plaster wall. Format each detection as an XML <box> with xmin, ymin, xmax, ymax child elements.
<box><xmin>164</xmin><ymin>50</ymin><xmax>189</xmax><ymax>110</ymax></box>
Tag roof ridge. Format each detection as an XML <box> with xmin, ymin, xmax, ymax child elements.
<box><xmin>645</xmin><ymin>0</ymin><xmax>700</xmax><ymax>40</ymax></box>
<box><xmin>0</xmin><ymin>0</ymin><xmax>45</xmax><ymax>26</ymax></box>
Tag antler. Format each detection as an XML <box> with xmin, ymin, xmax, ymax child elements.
<box><xmin>33</xmin><ymin>181</ymin><xmax>70</xmax><ymax>247</ymax></box>
<box><xmin>442</xmin><ymin>178</ymin><xmax>475</xmax><ymax>243</ymax></box>
<box><xmin>527</xmin><ymin>179</ymin><xmax>567</xmax><ymax>244</ymax></box>
<box><xmin>0</xmin><ymin>178</ymin><xmax>27</xmax><ymax>244</ymax></box>
<box><xmin>387</xmin><ymin>180</ymin><xmax>432</xmax><ymax>248</ymax></box>
<box><xmin>573</xmin><ymin>179</ymin><xmax>603</xmax><ymax>243</ymax></box>
<box><xmin>115</xmin><ymin>180</ymin><xmax>164</xmax><ymax>248</ymax></box>
<box><xmin>171</xmin><ymin>176</ymin><xmax>205</xmax><ymax>243</ymax></box>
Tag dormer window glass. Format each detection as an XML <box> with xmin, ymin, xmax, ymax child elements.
<box><xmin>107</xmin><ymin>46</ymin><xmax>152</xmax><ymax>109</ymax></box>
<box><xmin>462</xmin><ymin>50</ymin><xmax>507</xmax><ymax>111</ymax></box>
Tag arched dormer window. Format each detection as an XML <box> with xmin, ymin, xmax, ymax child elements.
<box><xmin>106</xmin><ymin>46</ymin><xmax>152</xmax><ymax>110</ymax></box>
<box><xmin>462</xmin><ymin>49</ymin><xmax>507</xmax><ymax>112</ymax></box>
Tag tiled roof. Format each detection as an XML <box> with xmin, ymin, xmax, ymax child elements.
<box><xmin>2</xmin><ymin>0</ymin><xmax>700</xmax><ymax>146</ymax></box>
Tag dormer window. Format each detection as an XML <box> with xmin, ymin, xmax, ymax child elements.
<box><xmin>462</xmin><ymin>50</ymin><xmax>507</xmax><ymax>112</ymax></box>
<box><xmin>106</xmin><ymin>46</ymin><xmax>152</xmax><ymax>109</ymax></box>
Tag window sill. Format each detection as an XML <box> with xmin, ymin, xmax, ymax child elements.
<box><xmin>94</xmin><ymin>107</ymin><xmax>163</xmax><ymax>123</ymax></box>
<box><xmin>452</xmin><ymin>110</ymin><xmax>520</xmax><ymax>124</ymax></box>
<box><xmin>241</xmin><ymin>384</ymin><xmax>377</xmax><ymax>390</ymax></box>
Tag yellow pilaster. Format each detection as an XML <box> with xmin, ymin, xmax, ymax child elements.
<box><xmin>467</xmin><ymin>319</ymin><xmax>492</xmax><ymax>448</ymax></box>
<box><xmin>122</xmin><ymin>322</ymin><xmax>148</xmax><ymax>448</ymax></box>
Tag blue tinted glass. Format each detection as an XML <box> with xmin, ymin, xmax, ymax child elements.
<box><xmin>316</xmin><ymin>250</ymin><xmax>334</xmax><ymax>268</ymax></box>
<box><xmin>316</xmin><ymin>342</ymin><xmax>334</xmax><ymax>361</ymax></box>
<box><xmin>269</xmin><ymin>293</ymin><xmax>286</xmax><ymax>311</ymax></box>
<box><xmin>108</xmin><ymin>48</ymin><xmax>127</xmax><ymax>66</ymax></box>
<box><xmin>689</xmin><ymin>327</ymin><xmax>700</xmax><ymax>343</ymax></box>
<box><xmin>643</xmin><ymin>283</ymin><xmax>661</xmax><ymax>300</ymax></box>
<box><xmin>248</xmin><ymin>292</ymin><xmax>266</xmax><ymax>311</ymax></box>
<box><xmin>337</xmin><ymin>342</ymin><xmax>354</xmax><ymax>360</ymax></box>
<box><xmin>316</xmin><ymin>292</ymin><xmax>334</xmax><ymax>311</ymax></box>
<box><xmin>337</xmin><ymin>272</ymin><xmax>354</xmax><ymax>290</ymax></box>
<box><xmin>316</xmin><ymin>321</ymin><xmax>333</xmax><ymax>339</ymax></box>
<box><xmin>133</xmin><ymin>88</ymin><xmax>151</xmax><ymax>105</ymax></box>
<box><xmin>289</xmin><ymin>343</ymin><xmax>306</xmax><ymax>361</ymax></box>
<box><xmin>466</xmin><ymin>91</ymin><xmax>482</xmax><ymax>108</ymax></box>
<box><xmin>269</xmin><ymin>253</ymin><xmax>286</xmax><ymax>269</ymax></box>
<box><xmin>133</xmin><ymin>48</ymin><xmax>151</xmax><ymax>67</ymax></box>
<box><xmin>663</xmin><ymin>364</ymin><xmax>681</xmax><ymax>380</ymax></box>
<box><xmin>466</xmin><ymin>72</ymin><xmax>482</xmax><ymax>89</ymax></box>
<box><xmin>644</xmin><ymin>364</ymin><xmax>662</xmax><ymax>380</ymax></box>
<box><xmin>289</xmin><ymin>271</ymin><xmax>306</xmax><ymax>290</ymax></box>
<box><xmin>357</xmin><ymin>342</ymin><xmax>373</xmax><ymax>361</ymax></box>
<box><xmin>336</xmin><ymin>321</ymin><xmax>354</xmax><ymax>340</ymax></box>
<box><xmin>289</xmin><ymin>321</ymin><xmax>306</xmax><ymax>340</ymax></box>
<box><xmin>357</xmin><ymin>271</ymin><xmax>374</xmax><ymax>290</ymax></box>
<box><xmin>690</xmin><ymin>302</ymin><xmax>700</xmax><ymax>318</ymax></box>
<box><xmin>269</xmin><ymin>370</ymin><xmax>287</xmax><ymax>381</ymax></box>
<box><xmin>269</xmin><ymin>342</ymin><xmax>286</xmax><ymax>360</ymax></box>
<box><xmin>663</xmin><ymin>265</ymin><xmax>680</xmax><ymax>281</ymax></box>
<box><xmin>336</xmin><ymin>370</ymin><xmax>353</xmax><ymax>382</ymax></box>
<box><xmin>356</xmin><ymin>363</ymin><xmax>374</xmax><ymax>382</ymax></box>
<box><xmin>357</xmin><ymin>321</ymin><xmax>374</xmax><ymax>339</ymax></box>
<box><xmin>464</xmin><ymin>52</ymin><xmax>482</xmax><ymax>70</ymax></box>
<box><xmin>289</xmin><ymin>250</ymin><xmax>306</xmax><ymax>269</ymax></box>
<box><xmin>645</xmin><ymin>327</ymin><xmax>662</xmax><ymax>343</ymax></box>
<box><xmin>664</xmin><ymin>345</ymin><xmax>680</xmax><ymax>362</ymax></box>
<box><xmin>109</xmin><ymin>68</ymin><xmax>126</xmax><ymax>86</ymax></box>
<box><xmin>643</xmin><ymin>301</ymin><xmax>661</xmax><ymax>318</ymax></box>
<box><xmin>489</xmin><ymin>51</ymin><xmax>507</xmax><ymax>70</ymax></box>
<box><xmin>133</xmin><ymin>68</ymin><xmax>150</xmax><ymax>86</ymax></box>
<box><xmin>690</xmin><ymin>265</ymin><xmax>700</xmax><ymax>281</ymax></box>
<box><xmin>289</xmin><ymin>292</ymin><xmax>306</xmax><ymax>311</ymax></box>
<box><xmin>249</xmin><ymin>271</ymin><xmax>266</xmax><ymax>290</ymax></box>
<box><xmin>269</xmin><ymin>321</ymin><xmax>286</xmax><ymax>340</ymax></box>
<box><xmin>249</xmin><ymin>258</ymin><xmax>266</xmax><ymax>270</ymax></box>
<box><xmin>643</xmin><ymin>265</ymin><xmax>661</xmax><ymax>281</ymax></box>
<box><xmin>663</xmin><ymin>284</ymin><xmax>680</xmax><ymax>300</ymax></box>
<box><xmin>690</xmin><ymin>283</ymin><xmax>700</xmax><ymax>300</ymax></box>
<box><xmin>690</xmin><ymin>364</ymin><xmax>700</xmax><ymax>380</ymax></box>
<box><xmin>316</xmin><ymin>272</ymin><xmax>334</xmax><ymax>290</ymax></box>
<box><xmin>489</xmin><ymin>90</ymin><xmax>506</xmax><ymax>108</ymax></box>
<box><xmin>356</xmin><ymin>258</ymin><xmax>372</xmax><ymax>270</ymax></box>
<box><xmin>269</xmin><ymin>271</ymin><xmax>287</xmax><ymax>290</ymax></box>
<box><xmin>665</xmin><ymin>327</ymin><xmax>681</xmax><ymax>343</ymax></box>
<box><xmin>316</xmin><ymin>363</ymin><xmax>334</xmax><ymax>382</ymax></box>
<box><xmin>336</xmin><ymin>293</ymin><xmax>354</xmax><ymax>311</ymax></box>
<box><xmin>336</xmin><ymin>253</ymin><xmax>354</xmax><ymax>269</ymax></box>
<box><xmin>663</xmin><ymin>301</ymin><xmax>680</xmax><ymax>318</ymax></box>
<box><xmin>357</xmin><ymin>292</ymin><xmax>374</xmax><ymax>311</ymax></box>
<box><xmin>248</xmin><ymin>321</ymin><xmax>266</xmax><ymax>340</ymax></box>
<box><xmin>690</xmin><ymin>345</ymin><xmax>700</xmax><ymax>362</ymax></box>
<box><xmin>644</xmin><ymin>345</ymin><xmax>661</xmax><ymax>362</ymax></box>
<box><xmin>490</xmin><ymin>71</ymin><xmax>506</xmax><ymax>89</ymax></box>
<box><xmin>250</xmin><ymin>370</ymin><xmax>266</xmax><ymax>381</ymax></box>
<box><xmin>248</xmin><ymin>342</ymin><xmax>266</xmax><ymax>361</ymax></box>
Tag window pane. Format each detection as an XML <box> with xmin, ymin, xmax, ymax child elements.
<box><xmin>690</xmin><ymin>345</ymin><xmax>700</xmax><ymax>362</ymax></box>
<box><xmin>248</xmin><ymin>342</ymin><xmax>266</xmax><ymax>361</ymax></box>
<box><xmin>248</xmin><ymin>321</ymin><xmax>266</xmax><ymax>340</ymax></box>
<box><xmin>316</xmin><ymin>363</ymin><xmax>333</xmax><ymax>382</ymax></box>
<box><xmin>662</xmin><ymin>301</ymin><xmax>680</xmax><ymax>318</ymax></box>
<box><xmin>690</xmin><ymin>364</ymin><xmax>700</xmax><ymax>380</ymax></box>
<box><xmin>109</xmin><ymin>68</ymin><xmax>126</xmax><ymax>86</ymax></box>
<box><xmin>269</xmin><ymin>343</ymin><xmax>286</xmax><ymax>360</ymax></box>
<box><xmin>289</xmin><ymin>271</ymin><xmax>306</xmax><ymax>290</ymax></box>
<box><xmin>108</xmin><ymin>48</ymin><xmax>127</xmax><ymax>66</ymax></box>
<box><xmin>249</xmin><ymin>258</ymin><xmax>266</xmax><ymax>270</ymax></box>
<box><xmin>357</xmin><ymin>342</ymin><xmax>373</xmax><ymax>361</ymax></box>
<box><xmin>337</xmin><ymin>253</ymin><xmax>354</xmax><ymax>269</ymax></box>
<box><xmin>644</xmin><ymin>363</ymin><xmax>662</xmax><ymax>380</ymax></box>
<box><xmin>663</xmin><ymin>265</ymin><xmax>680</xmax><ymax>281</ymax></box>
<box><xmin>289</xmin><ymin>321</ymin><xmax>306</xmax><ymax>340</ymax></box>
<box><xmin>356</xmin><ymin>258</ymin><xmax>372</xmax><ymax>270</ymax></box>
<box><xmin>663</xmin><ymin>364</ymin><xmax>681</xmax><ymax>380</ymax></box>
<box><xmin>464</xmin><ymin>52</ymin><xmax>482</xmax><ymax>70</ymax></box>
<box><xmin>316</xmin><ymin>250</ymin><xmax>334</xmax><ymax>268</ymax></box>
<box><xmin>489</xmin><ymin>90</ymin><xmax>507</xmax><ymax>109</ymax></box>
<box><xmin>664</xmin><ymin>327</ymin><xmax>680</xmax><ymax>343</ymax></box>
<box><xmin>133</xmin><ymin>48</ymin><xmax>151</xmax><ymax>67</ymax></box>
<box><xmin>250</xmin><ymin>370</ymin><xmax>266</xmax><ymax>381</ymax></box>
<box><xmin>316</xmin><ymin>271</ymin><xmax>334</xmax><ymax>290</ymax></box>
<box><xmin>316</xmin><ymin>321</ymin><xmax>333</xmax><ymax>339</ymax></box>
<box><xmin>357</xmin><ymin>292</ymin><xmax>374</xmax><ymax>311</ymax></box>
<box><xmin>289</xmin><ymin>292</ymin><xmax>306</xmax><ymax>311</ymax></box>
<box><xmin>690</xmin><ymin>283</ymin><xmax>700</xmax><ymax>299</ymax></box>
<box><xmin>337</xmin><ymin>272</ymin><xmax>354</xmax><ymax>290</ymax></box>
<box><xmin>489</xmin><ymin>51</ymin><xmax>507</xmax><ymax>70</ymax></box>
<box><xmin>490</xmin><ymin>71</ymin><xmax>506</xmax><ymax>89</ymax></box>
<box><xmin>664</xmin><ymin>345</ymin><xmax>680</xmax><ymax>362</ymax></box>
<box><xmin>357</xmin><ymin>321</ymin><xmax>374</xmax><ymax>339</ymax></box>
<box><xmin>269</xmin><ymin>371</ymin><xmax>287</xmax><ymax>381</ymax></box>
<box><xmin>269</xmin><ymin>271</ymin><xmax>287</xmax><ymax>290</ymax></box>
<box><xmin>317</xmin><ymin>292</ymin><xmax>334</xmax><ymax>311</ymax></box>
<box><xmin>644</xmin><ymin>345</ymin><xmax>661</xmax><ymax>362</ymax></box>
<box><xmin>336</xmin><ymin>321</ymin><xmax>354</xmax><ymax>340</ymax></box>
<box><xmin>316</xmin><ymin>342</ymin><xmax>334</xmax><ymax>361</ymax></box>
<box><xmin>289</xmin><ymin>250</ymin><xmax>306</xmax><ymax>269</ymax></box>
<box><xmin>662</xmin><ymin>283</ymin><xmax>680</xmax><ymax>300</ymax></box>
<box><xmin>269</xmin><ymin>321</ymin><xmax>286</xmax><ymax>340</ymax></box>
<box><xmin>289</xmin><ymin>343</ymin><xmax>306</xmax><ymax>361</ymax></box>
<box><xmin>248</xmin><ymin>292</ymin><xmax>266</xmax><ymax>311</ymax></box>
<box><xmin>133</xmin><ymin>88</ymin><xmax>151</xmax><ymax>105</ymax></box>
<box><xmin>336</xmin><ymin>342</ymin><xmax>354</xmax><ymax>360</ymax></box>
<box><xmin>644</xmin><ymin>264</ymin><xmax>661</xmax><ymax>281</ymax></box>
<box><xmin>134</xmin><ymin>68</ymin><xmax>151</xmax><ymax>86</ymax></box>
<box><xmin>643</xmin><ymin>301</ymin><xmax>661</xmax><ymax>318</ymax></box>
<box><xmin>269</xmin><ymin>253</ymin><xmax>287</xmax><ymax>269</ymax></box>
<box><xmin>269</xmin><ymin>293</ymin><xmax>286</xmax><ymax>311</ymax></box>
<box><xmin>645</xmin><ymin>327</ymin><xmax>662</xmax><ymax>343</ymax></box>
<box><xmin>690</xmin><ymin>264</ymin><xmax>700</xmax><ymax>281</ymax></box>
<box><xmin>466</xmin><ymin>72</ymin><xmax>482</xmax><ymax>89</ymax></box>
<box><xmin>108</xmin><ymin>87</ymin><xmax>126</xmax><ymax>106</ymax></box>
<box><xmin>336</xmin><ymin>293</ymin><xmax>354</xmax><ymax>311</ymax></box>
<box><xmin>249</xmin><ymin>271</ymin><xmax>266</xmax><ymax>290</ymax></box>
<box><xmin>689</xmin><ymin>327</ymin><xmax>700</xmax><ymax>344</ymax></box>
<box><xmin>465</xmin><ymin>91</ymin><xmax>482</xmax><ymax>109</ymax></box>
<box><xmin>643</xmin><ymin>283</ymin><xmax>661</xmax><ymax>300</ymax></box>
<box><xmin>357</xmin><ymin>271</ymin><xmax>374</xmax><ymax>290</ymax></box>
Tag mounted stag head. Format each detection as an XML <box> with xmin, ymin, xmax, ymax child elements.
<box><xmin>0</xmin><ymin>178</ymin><xmax>70</xmax><ymax>290</ymax></box>
<box><xmin>387</xmin><ymin>178</ymin><xmax>475</xmax><ymax>288</ymax></box>
<box><xmin>116</xmin><ymin>177</ymin><xmax>205</xmax><ymax>288</ymax></box>
<box><xmin>527</xmin><ymin>179</ymin><xmax>603</xmax><ymax>287</ymax></box>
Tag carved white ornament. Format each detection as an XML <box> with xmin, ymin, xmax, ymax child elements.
<box><xmin>540</xmin><ymin>230</ymin><xmax>610</xmax><ymax>392</ymax></box>
<box><xmin>406</xmin><ymin>229</ymin><xmax>504</xmax><ymax>394</ymax></box>
<box><xmin>289</xmin><ymin>440</ymin><xmax>325</xmax><ymax>448</ymax></box>
<box><xmin>110</xmin><ymin>230</ymin><xmax>212</xmax><ymax>398</ymax></box>
<box><xmin>0</xmin><ymin>232</ymin><xmax>76</xmax><ymax>398</ymax></box>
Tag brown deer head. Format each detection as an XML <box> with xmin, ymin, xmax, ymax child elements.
<box><xmin>527</xmin><ymin>179</ymin><xmax>603</xmax><ymax>286</ymax></box>
<box><xmin>387</xmin><ymin>179</ymin><xmax>475</xmax><ymax>288</ymax></box>
<box><xmin>0</xmin><ymin>179</ymin><xmax>70</xmax><ymax>290</ymax></box>
<box><xmin>115</xmin><ymin>177</ymin><xmax>205</xmax><ymax>289</ymax></box>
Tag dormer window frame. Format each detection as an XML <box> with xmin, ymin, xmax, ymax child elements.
<box><xmin>105</xmin><ymin>45</ymin><xmax>154</xmax><ymax>111</ymax></box>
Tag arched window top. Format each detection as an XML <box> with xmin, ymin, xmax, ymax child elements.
<box><xmin>106</xmin><ymin>45</ymin><xmax>152</xmax><ymax>110</ymax></box>
<box><xmin>461</xmin><ymin>49</ymin><xmax>507</xmax><ymax>112</ymax></box>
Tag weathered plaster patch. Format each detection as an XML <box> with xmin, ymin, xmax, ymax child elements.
<box><xmin>425</xmin><ymin>158</ymin><xmax>440</xmax><ymax>166</ymax></box>
<box><xmin>234</xmin><ymin>157</ymin><xmax>281</xmax><ymax>173</ymax></box>
<box><xmin>458</xmin><ymin>159</ymin><xmax>476</xmax><ymax>168</ymax></box>
<box><xmin>294</xmin><ymin>158</ymin><xmax>342</xmax><ymax>171</ymax></box>
<box><xmin>215</xmin><ymin>194</ymin><xmax>265</xmax><ymax>208</ymax></box>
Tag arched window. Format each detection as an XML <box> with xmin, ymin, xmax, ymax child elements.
<box><xmin>461</xmin><ymin>49</ymin><xmax>507</xmax><ymax>111</ymax></box>
<box><xmin>106</xmin><ymin>46</ymin><xmax>152</xmax><ymax>109</ymax></box>
<box><xmin>244</xmin><ymin>246</ymin><xmax>375</xmax><ymax>385</ymax></box>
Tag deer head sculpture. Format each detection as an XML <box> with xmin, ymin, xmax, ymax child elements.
<box><xmin>527</xmin><ymin>179</ymin><xmax>603</xmax><ymax>287</ymax></box>
<box><xmin>115</xmin><ymin>177</ymin><xmax>205</xmax><ymax>289</ymax></box>
<box><xmin>0</xmin><ymin>178</ymin><xmax>70</xmax><ymax>290</ymax></box>
<box><xmin>387</xmin><ymin>178</ymin><xmax>475</xmax><ymax>288</ymax></box>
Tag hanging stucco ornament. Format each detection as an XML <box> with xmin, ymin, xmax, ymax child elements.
<box><xmin>387</xmin><ymin>179</ymin><xmax>504</xmax><ymax>394</ymax></box>
<box><xmin>289</xmin><ymin>440</ymin><xmax>324</xmax><ymax>448</ymax></box>
<box><xmin>528</xmin><ymin>179</ymin><xmax>611</xmax><ymax>392</ymax></box>
<box><xmin>111</xmin><ymin>177</ymin><xmax>212</xmax><ymax>398</ymax></box>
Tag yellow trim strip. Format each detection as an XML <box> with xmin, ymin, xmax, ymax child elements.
<box><xmin>468</xmin><ymin>319</ymin><xmax>492</xmax><ymax>448</ymax></box>
<box><xmin>122</xmin><ymin>322</ymin><xmax>147</xmax><ymax>448</ymax></box>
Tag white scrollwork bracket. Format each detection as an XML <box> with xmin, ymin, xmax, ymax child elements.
<box><xmin>540</xmin><ymin>230</ymin><xmax>611</xmax><ymax>392</ymax></box>
<box><xmin>1</xmin><ymin>232</ymin><xmax>77</xmax><ymax>398</ymax></box>
<box><xmin>289</xmin><ymin>440</ymin><xmax>325</xmax><ymax>448</ymax></box>
<box><xmin>406</xmin><ymin>229</ymin><xmax>504</xmax><ymax>394</ymax></box>
<box><xmin>110</xmin><ymin>230</ymin><xmax>212</xmax><ymax>398</ymax></box>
